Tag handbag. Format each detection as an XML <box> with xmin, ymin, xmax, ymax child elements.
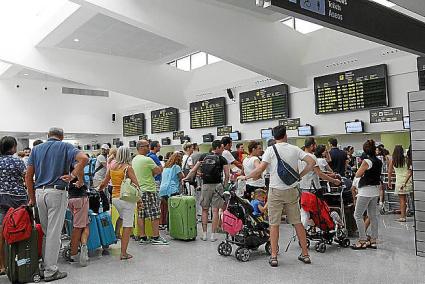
<box><xmin>272</xmin><ymin>145</ymin><xmax>300</xmax><ymax>186</ymax></box>
<box><xmin>119</xmin><ymin>167</ymin><xmax>140</xmax><ymax>203</ymax></box>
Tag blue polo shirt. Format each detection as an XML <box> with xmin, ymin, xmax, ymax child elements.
<box><xmin>146</xmin><ymin>151</ymin><xmax>162</xmax><ymax>182</ymax></box>
<box><xmin>28</xmin><ymin>138</ymin><xmax>79</xmax><ymax>189</ymax></box>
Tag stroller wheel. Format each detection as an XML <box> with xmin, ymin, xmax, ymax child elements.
<box><xmin>235</xmin><ymin>247</ymin><xmax>250</xmax><ymax>262</ymax></box>
<box><xmin>326</xmin><ymin>239</ymin><xmax>333</xmax><ymax>245</ymax></box>
<box><xmin>265</xmin><ymin>241</ymin><xmax>279</xmax><ymax>255</ymax></box>
<box><xmin>318</xmin><ymin>243</ymin><xmax>326</xmax><ymax>253</ymax></box>
<box><xmin>341</xmin><ymin>238</ymin><xmax>351</xmax><ymax>248</ymax></box>
<box><xmin>218</xmin><ymin>242</ymin><xmax>232</xmax><ymax>256</ymax></box>
<box><xmin>62</xmin><ymin>246</ymin><xmax>71</xmax><ymax>260</ymax></box>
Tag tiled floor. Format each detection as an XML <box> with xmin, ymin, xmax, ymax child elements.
<box><xmin>1</xmin><ymin>215</ymin><xmax>424</xmax><ymax>284</ymax></box>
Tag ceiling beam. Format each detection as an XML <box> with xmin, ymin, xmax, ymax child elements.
<box><xmin>72</xmin><ymin>0</ymin><xmax>309</xmax><ymax>88</ymax></box>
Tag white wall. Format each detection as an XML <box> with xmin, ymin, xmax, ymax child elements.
<box><xmin>0</xmin><ymin>78</ymin><xmax>144</xmax><ymax>135</ymax></box>
<box><xmin>120</xmin><ymin>54</ymin><xmax>417</xmax><ymax>148</ymax></box>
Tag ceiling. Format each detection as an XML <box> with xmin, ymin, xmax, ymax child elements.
<box><xmin>392</xmin><ymin>0</ymin><xmax>425</xmax><ymax>18</ymax></box>
<box><xmin>15</xmin><ymin>68</ymin><xmax>83</xmax><ymax>85</ymax></box>
<box><xmin>211</xmin><ymin>0</ymin><xmax>286</xmax><ymax>21</ymax></box>
<box><xmin>56</xmin><ymin>13</ymin><xmax>189</xmax><ymax>62</ymax></box>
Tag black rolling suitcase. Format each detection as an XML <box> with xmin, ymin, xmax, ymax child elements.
<box><xmin>5</xmin><ymin>228</ymin><xmax>41</xmax><ymax>283</ymax></box>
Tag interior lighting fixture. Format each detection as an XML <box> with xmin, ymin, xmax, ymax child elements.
<box><xmin>73</xmin><ymin>38</ymin><xmax>79</xmax><ymax>42</ymax></box>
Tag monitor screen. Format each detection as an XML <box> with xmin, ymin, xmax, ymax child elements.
<box><xmin>298</xmin><ymin>125</ymin><xmax>313</xmax><ymax>136</ymax></box>
<box><xmin>229</xmin><ymin>131</ymin><xmax>240</xmax><ymax>141</ymax></box>
<box><xmin>261</xmin><ymin>129</ymin><xmax>273</xmax><ymax>140</ymax></box>
<box><xmin>345</xmin><ymin>121</ymin><xmax>364</xmax><ymax>133</ymax></box>
<box><xmin>403</xmin><ymin>116</ymin><xmax>410</xmax><ymax>129</ymax></box>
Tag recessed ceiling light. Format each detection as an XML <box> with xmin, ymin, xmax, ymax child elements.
<box><xmin>73</xmin><ymin>38</ymin><xmax>79</xmax><ymax>42</ymax></box>
<box><xmin>23</xmin><ymin>73</ymin><xmax>29</xmax><ymax>76</ymax></box>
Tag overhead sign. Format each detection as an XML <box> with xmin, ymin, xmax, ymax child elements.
<box><xmin>279</xmin><ymin>118</ymin><xmax>300</xmax><ymax>130</ymax></box>
<box><xmin>370</xmin><ymin>107</ymin><xmax>403</xmax><ymax>123</ymax></box>
<box><xmin>267</xmin><ymin>0</ymin><xmax>425</xmax><ymax>56</ymax></box>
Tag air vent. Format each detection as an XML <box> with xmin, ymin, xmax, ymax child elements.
<box><xmin>325</xmin><ymin>59</ymin><xmax>358</xmax><ymax>68</ymax></box>
<box><xmin>62</xmin><ymin>87</ymin><xmax>109</xmax><ymax>97</ymax></box>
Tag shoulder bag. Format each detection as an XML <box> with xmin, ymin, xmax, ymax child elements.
<box><xmin>272</xmin><ymin>145</ymin><xmax>300</xmax><ymax>186</ymax></box>
<box><xmin>119</xmin><ymin>167</ymin><xmax>141</xmax><ymax>203</ymax></box>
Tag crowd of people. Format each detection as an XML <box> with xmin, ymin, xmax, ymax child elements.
<box><xmin>0</xmin><ymin>125</ymin><xmax>414</xmax><ymax>280</ymax></box>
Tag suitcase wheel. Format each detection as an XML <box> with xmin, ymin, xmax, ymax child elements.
<box><xmin>33</xmin><ymin>273</ymin><xmax>41</xmax><ymax>283</ymax></box>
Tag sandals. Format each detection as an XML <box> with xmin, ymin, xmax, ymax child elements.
<box><xmin>351</xmin><ymin>240</ymin><xmax>367</xmax><ymax>250</ymax></box>
<box><xmin>269</xmin><ymin>256</ymin><xmax>278</xmax><ymax>267</ymax></box>
<box><xmin>120</xmin><ymin>253</ymin><xmax>133</xmax><ymax>260</ymax></box>
<box><xmin>396</xmin><ymin>218</ymin><xmax>407</xmax><ymax>222</ymax></box>
<box><xmin>298</xmin><ymin>254</ymin><xmax>311</xmax><ymax>264</ymax></box>
<box><xmin>0</xmin><ymin>268</ymin><xmax>5</xmax><ymax>276</ymax></box>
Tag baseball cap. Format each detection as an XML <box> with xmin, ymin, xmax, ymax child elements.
<box><xmin>101</xmin><ymin>144</ymin><xmax>110</xmax><ymax>150</ymax></box>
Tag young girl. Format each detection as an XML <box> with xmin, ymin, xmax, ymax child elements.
<box><xmin>388</xmin><ymin>145</ymin><xmax>413</xmax><ymax>222</ymax></box>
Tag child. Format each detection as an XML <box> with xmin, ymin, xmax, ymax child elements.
<box><xmin>250</xmin><ymin>189</ymin><xmax>267</xmax><ymax>218</ymax></box>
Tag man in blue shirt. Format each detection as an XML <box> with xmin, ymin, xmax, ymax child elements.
<box><xmin>146</xmin><ymin>141</ymin><xmax>163</xmax><ymax>184</ymax></box>
<box><xmin>25</xmin><ymin>128</ymin><xmax>88</xmax><ymax>282</ymax></box>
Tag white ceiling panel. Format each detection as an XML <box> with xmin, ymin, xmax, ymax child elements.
<box><xmin>57</xmin><ymin>13</ymin><xmax>188</xmax><ymax>61</ymax></box>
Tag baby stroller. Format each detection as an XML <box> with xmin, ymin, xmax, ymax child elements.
<box><xmin>217</xmin><ymin>190</ymin><xmax>272</xmax><ymax>262</ymax></box>
<box><xmin>301</xmin><ymin>191</ymin><xmax>350</xmax><ymax>253</ymax></box>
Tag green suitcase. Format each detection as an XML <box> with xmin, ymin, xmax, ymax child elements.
<box><xmin>168</xmin><ymin>196</ymin><xmax>197</xmax><ymax>241</ymax></box>
<box><xmin>6</xmin><ymin>228</ymin><xmax>41</xmax><ymax>283</ymax></box>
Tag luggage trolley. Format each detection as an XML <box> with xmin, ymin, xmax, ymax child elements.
<box><xmin>381</xmin><ymin>172</ymin><xmax>414</xmax><ymax>215</ymax></box>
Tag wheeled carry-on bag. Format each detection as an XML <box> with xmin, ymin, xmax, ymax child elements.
<box><xmin>88</xmin><ymin>211</ymin><xmax>102</xmax><ymax>251</ymax></box>
<box><xmin>168</xmin><ymin>196</ymin><xmax>197</xmax><ymax>241</ymax></box>
<box><xmin>95</xmin><ymin>212</ymin><xmax>117</xmax><ymax>246</ymax></box>
<box><xmin>5</xmin><ymin>228</ymin><xmax>41</xmax><ymax>283</ymax></box>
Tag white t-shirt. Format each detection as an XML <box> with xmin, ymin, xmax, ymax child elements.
<box><xmin>222</xmin><ymin>150</ymin><xmax>235</xmax><ymax>165</ymax></box>
<box><xmin>243</xmin><ymin>156</ymin><xmax>265</xmax><ymax>187</ymax></box>
<box><xmin>357</xmin><ymin>159</ymin><xmax>380</xmax><ymax>197</ymax></box>
<box><xmin>93</xmin><ymin>154</ymin><xmax>107</xmax><ymax>181</ymax></box>
<box><xmin>299</xmin><ymin>153</ymin><xmax>320</xmax><ymax>190</ymax></box>
<box><xmin>262</xmin><ymin>142</ymin><xmax>307</xmax><ymax>190</ymax></box>
<box><xmin>182</xmin><ymin>154</ymin><xmax>192</xmax><ymax>171</ymax></box>
<box><xmin>317</xmin><ymin>158</ymin><xmax>329</xmax><ymax>172</ymax></box>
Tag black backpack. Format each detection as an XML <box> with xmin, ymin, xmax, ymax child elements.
<box><xmin>201</xmin><ymin>155</ymin><xmax>222</xmax><ymax>182</ymax></box>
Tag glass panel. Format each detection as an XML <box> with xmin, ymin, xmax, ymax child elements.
<box><xmin>207</xmin><ymin>54</ymin><xmax>222</xmax><ymax>64</ymax></box>
<box><xmin>294</xmin><ymin>18</ymin><xmax>322</xmax><ymax>34</ymax></box>
<box><xmin>191</xmin><ymin>52</ymin><xmax>207</xmax><ymax>70</ymax></box>
<box><xmin>176</xmin><ymin>56</ymin><xmax>191</xmax><ymax>71</ymax></box>
<box><xmin>282</xmin><ymin>17</ymin><xmax>294</xmax><ymax>29</ymax></box>
<box><xmin>168</xmin><ymin>60</ymin><xmax>176</xmax><ymax>67</ymax></box>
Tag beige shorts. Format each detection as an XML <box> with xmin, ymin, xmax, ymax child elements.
<box><xmin>200</xmin><ymin>183</ymin><xmax>224</xmax><ymax>209</ymax></box>
<box><xmin>68</xmin><ymin>197</ymin><xmax>89</xmax><ymax>228</ymax></box>
<box><xmin>112</xmin><ymin>198</ymin><xmax>136</xmax><ymax>227</ymax></box>
<box><xmin>268</xmin><ymin>187</ymin><xmax>301</xmax><ymax>226</ymax></box>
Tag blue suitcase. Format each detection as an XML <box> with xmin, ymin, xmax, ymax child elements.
<box><xmin>95</xmin><ymin>212</ymin><xmax>117</xmax><ymax>246</ymax></box>
<box><xmin>87</xmin><ymin>211</ymin><xmax>102</xmax><ymax>251</ymax></box>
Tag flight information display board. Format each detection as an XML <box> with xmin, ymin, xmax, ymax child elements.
<box><xmin>279</xmin><ymin>118</ymin><xmax>300</xmax><ymax>130</ymax></box>
<box><xmin>314</xmin><ymin>65</ymin><xmax>389</xmax><ymax>114</ymax></box>
<box><xmin>239</xmin><ymin>84</ymin><xmax>289</xmax><ymax>123</ymax></box>
<box><xmin>418</xmin><ymin>57</ymin><xmax>425</xmax><ymax>91</ymax></box>
<box><xmin>190</xmin><ymin>97</ymin><xmax>226</xmax><ymax>129</ymax></box>
<box><xmin>151</xmin><ymin>107</ymin><xmax>179</xmax><ymax>134</ymax></box>
<box><xmin>123</xmin><ymin>113</ymin><xmax>145</xmax><ymax>137</ymax></box>
<box><xmin>173</xmin><ymin>131</ymin><xmax>184</xmax><ymax>140</ymax></box>
<box><xmin>217</xmin><ymin>126</ymin><xmax>232</xmax><ymax>137</ymax></box>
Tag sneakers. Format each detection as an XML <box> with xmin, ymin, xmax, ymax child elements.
<box><xmin>151</xmin><ymin>236</ymin><xmax>169</xmax><ymax>245</ymax></box>
<box><xmin>201</xmin><ymin>232</ymin><xmax>208</xmax><ymax>241</ymax></box>
<box><xmin>44</xmin><ymin>271</ymin><xmax>68</xmax><ymax>282</ymax></box>
<box><xmin>210</xmin><ymin>233</ymin><xmax>218</xmax><ymax>242</ymax></box>
<box><xmin>79</xmin><ymin>244</ymin><xmax>88</xmax><ymax>267</ymax></box>
<box><xmin>139</xmin><ymin>237</ymin><xmax>152</xmax><ymax>245</ymax></box>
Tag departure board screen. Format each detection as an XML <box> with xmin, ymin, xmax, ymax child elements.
<box><xmin>417</xmin><ymin>57</ymin><xmax>425</xmax><ymax>91</ymax></box>
<box><xmin>217</xmin><ymin>126</ymin><xmax>232</xmax><ymax>137</ymax></box>
<box><xmin>151</xmin><ymin>107</ymin><xmax>179</xmax><ymax>134</ymax></box>
<box><xmin>123</xmin><ymin>113</ymin><xmax>145</xmax><ymax>137</ymax></box>
<box><xmin>314</xmin><ymin>65</ymin><xmax>389</xmax><ymax>114</ymax></box>
<box><xmin>239</xmin><ymin>84</ymin><xmax>289</xmax><ymax>123</ymax></box>
<box><xmin>190</xmin><ymin>97</ymin><xmax>226</xmax><ymax>129</ymax></box>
